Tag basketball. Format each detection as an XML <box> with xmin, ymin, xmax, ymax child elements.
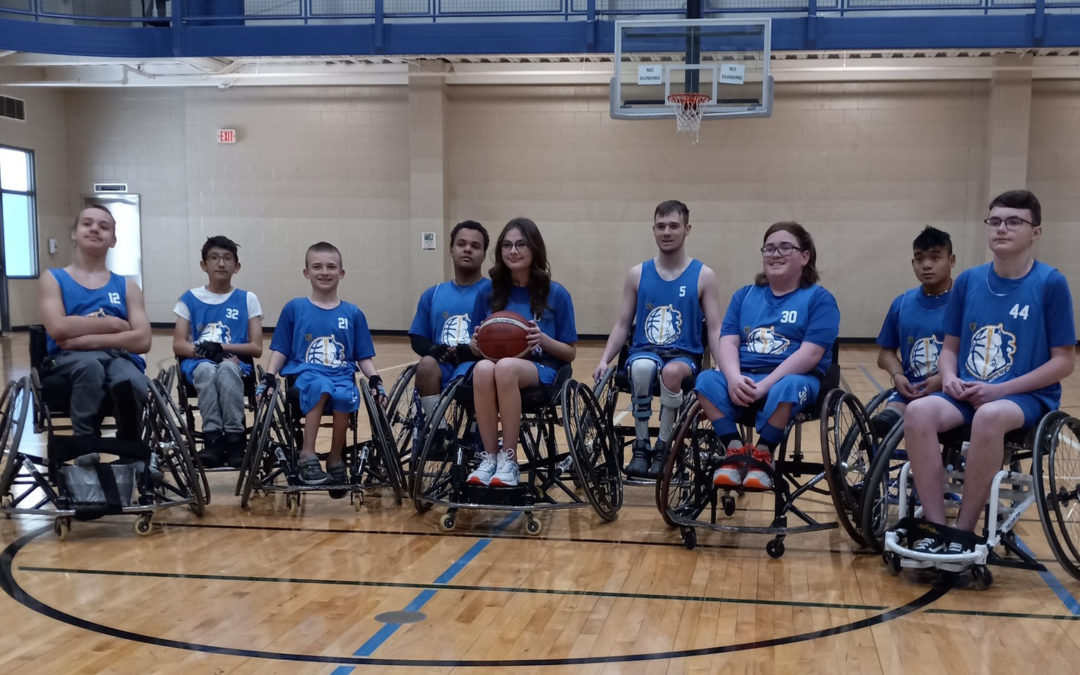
<box><xmin>476</xmin><ymin>311</ymin><xmax>531</xmax><ymax>360</ymax></box>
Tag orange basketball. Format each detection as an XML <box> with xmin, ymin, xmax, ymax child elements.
<box><xmin>477</xmin><ymin>311</ymin><xmax>531</xmax><ymax>360</ymax></box>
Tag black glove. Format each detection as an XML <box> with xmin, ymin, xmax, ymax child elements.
<box><xmin>428</xmin><ymin>344</ymin><xmax>452</xmax><ymax>363</ymax></box>
<box><xmin>368</xmin><ymin>375</ymin><xmax>387</xmax><ymax>404</ymax></box>
<box><xmin>256</xmin><ymin>372</ymin><xmax>277</xmax><ymax>399</ymax></box>
<box><xmin>454</xmin><ymin>344</ymin><xmax>477</xmax><ymax>363</ymax></box>
<box><xmin>194</xmin><ymin>341</ymin><xmax>226</xmax><ymax>363</ymax></box>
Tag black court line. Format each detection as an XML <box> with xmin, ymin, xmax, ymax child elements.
<box><xmin>0</xmin><ymin>525</ymin><xmax>948</xmax><ymax>667</ymax></box>
<box><xmin>18</xmin><ymin>564</ymin><xmax>889</xmax><ymax>612</ymax></box>
<box><xmin>158</xmin><ymin>520</ymin><xmax>867</xmax><ymax>556</ymax></box>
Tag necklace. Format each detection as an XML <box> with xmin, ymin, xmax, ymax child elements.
<box><xmin>924</xmin><ymin>283</ymin><xmax>952</xmax><ymax>299</ymax></box>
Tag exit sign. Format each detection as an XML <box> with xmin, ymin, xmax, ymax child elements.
<box><xmin>217</xmin><ymin>129</ymin><xmax>236</xmax><ymax>144</ymax></box>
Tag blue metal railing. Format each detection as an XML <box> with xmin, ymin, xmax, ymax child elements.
<box><xmin>0</xmin><ymin>0</ymin><xmax>1077</xmax><ymax>25</ymax></box>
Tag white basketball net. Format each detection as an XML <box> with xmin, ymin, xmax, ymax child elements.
<box><xmin>668</xmin><ymin>94</ymin><xmax>710</xmax><ymax>144</ymax></box>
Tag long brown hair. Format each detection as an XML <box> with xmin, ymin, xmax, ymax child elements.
<box><xmin>488</xmin><ymin>217</ymin><xmax>551</xmax><ymax>319</ymax></box>
<box><xmin>754</xmin><ymin>221</ymin><xmax>820</xmax><ymax>288</ymax></box>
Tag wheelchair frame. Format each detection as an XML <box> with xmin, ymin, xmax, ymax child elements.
<box><xmin>0</xmin><ymin>373</ymin><xmax>206</xmax><ymax>539</ymax></box>
<box><xmin>235</xmin><ymin>374</ymin><xmax>405</xmax><ymax>513</ymax></box>
<box><xmin>410</xmin><ymin>372</ymin><xmax>621</xmax><ymax>535</ymax></box>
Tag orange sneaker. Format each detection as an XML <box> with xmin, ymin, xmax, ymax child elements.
<box><xmin>713</xmin><ymin>445</ymin><xmax>752</xmax><ymax>486</ymax></box>
<box><xmin>742</xmin><ymin>448</ymin><xmax>775</xmax><ymax>490</ymax></box>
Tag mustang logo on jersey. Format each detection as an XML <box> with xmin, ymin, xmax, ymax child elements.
<box><xmin>439</xmin><ymin>314</ymin><xmax>472</xmax><ymax>346</ymax></box>
<box><xmin>746</xmin><ymin>326</ymin><xmax>790</xmax><ymax>355</ymax></box>
<box><xmin>305</xmin><ymin>336</ymin><xmax>346</xmax><ymax>367</ymax></box>
<box><xmin>965</xmin><ymin>323</ymin><xmax>1016</xmax><ymax>381</ymax></box>
<box><xmin>86</xmin><ymin>308</ymin><xmax>109</xmax><ymax>318</ymax></box>
<box><xmin>644</xmin><ymin>304</ymin><xmax>682</xmax><ymax>346</ymax></box>
<box><xmin>197</xmin><ymin>321</ymin><xmax>231</xmax><ymax>345</ymax></box>
<box><xmin>908</xmin><ymin>336</ymin><xmax>942</xmax><ymax>379</ymax></box>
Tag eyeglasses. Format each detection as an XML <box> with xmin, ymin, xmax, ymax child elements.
<box><xmin>760</xmin><ymin>243</ymin><xmax>803</xmax><ymax>257</ymax></box>
<box><xmin>984</xmin><ymin>217</ymin><xmax>1033</xmax><ymax>231</ymax></box>
<box><xmin>501</xmin><ymin>240</ymin><xmax>530</xmax><ymax>252</ymax></box>
<box><xmin>206</xmin><ymin>254</ymin><xmax>236</xmax><ymax>263</ymax></box>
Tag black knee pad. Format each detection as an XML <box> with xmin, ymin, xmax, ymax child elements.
<box><xmin>870</xmin><ymin>407</ymin><xmax>902</xmax><ymax>438</ymax></box>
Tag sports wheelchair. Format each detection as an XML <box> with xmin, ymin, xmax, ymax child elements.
<box><xmin>592</xmin><ymin>329</ymin><xmax>709</xmax><ymax>486</ymax></box>
<box><xmin>411</xmin><ymin>366</ymin><xmax>622</xmax><ymax>535</ymax></box>
<box><xmin>846</xmin><ymin>403</ymin><xmax>1080</xmax><ymax>587</ymax></box>
<box><xmin>170</xmin><ymin>355</ymin><xmax>259</xmax><ymax>471</ymax></box>
<box><xmin>235</xmin><ymin>374</ymin><xmax>405</xmax><ymax>513</ymax></box>
<box><xmin>385</xmin><ymin>363</ymin><xmax>426</xmax><ymax>482</ymax></box>
<box><xmin>654</xmin><ymin>348</ymin><xmax>863</xmax><ymax>556</ymax></box>
<box><xmin>1</xmin><ymin>339</ymin><xmax>206</xmax><ymax>538</ymax></box>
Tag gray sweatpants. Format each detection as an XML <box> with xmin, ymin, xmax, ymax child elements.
<box><xmin>41</xmin><ymin>350</ymin><xmax>149</xmax><ymax>440</ymax></box>
<box><xmin>190</xmin><ymin>360</ymin><xmax>246</xmax><ymax>435</ymax></box>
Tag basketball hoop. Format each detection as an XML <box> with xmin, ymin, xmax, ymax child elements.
<box><xmin>667</xmin><ymin>93</ymin><xmax>711</xmax><ymax>144</ymax></box>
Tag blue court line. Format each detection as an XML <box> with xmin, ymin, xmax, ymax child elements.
<box><xmin>858</xmin><ymin>365</ymin><xmax>886</xmax><ymax>394</ymax></box>
<box><xmin>330</xmin><ymin>511</ymin><xmax>521</xmax><ymax>673</ymax></box>
<box><xmin>1014</xmin><ymin>536</ymin><xmax>1080</xmax><ymax>616</ymax></box>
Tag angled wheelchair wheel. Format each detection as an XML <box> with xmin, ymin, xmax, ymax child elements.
<box><xmin>386</xmin><ymin>364</ymin><xmax>422</xmax><ymax>476</ymax></box>
<box><xmin>411</xmin><ymin>381</ymin><xmax>471</xmax><ymax>513</ymax></box>
<box><xmin>562</xmin><ymin>380</ymin><xmax>622</xmax><ymax>521</ymax></box>
<box><xmin>146</xmin><ymin>379</ymin><xmax>206</xmax><ymax>516</ymax></box>
<box><xmin>239</xmin><ymin>387</ymin><xmax>292</xmax><ymax>508</ymax></box>
<box><xmin>859</xmin><ymin>420</ymin><xmax>908</xmax><ymax>552</ymax></box>
<box><xmin>360</xmin><ymin>379</ymin><xmax>405</xmax><ymax>504</ymax></box>
<box><xmin>657</xmin><ymin>401</ymin><xmax>717</xmax><ymax>529</ymax></box>
<box><xmin>1034</xmin><ymin>411</ymin><xmax>1080</xmax><ymax>580</ymax></box>
<box><xmin>820</xmin><ymin>389</ymin><xmax>873</xmax><ymax>548</ymax></box>
<box><xmin>0</xmin><ymin>378</ymin><xmax>31</xmax><ymax>499</ymax></box>
<box><xmin>153</xmin><ymin>373</ymin><xmax>211</xmax><ymax>505</ymax></box>
<box><xmin>592</xmin><ymin>366</ymin><xmax>620</xmax><ymax>450</ymax></box>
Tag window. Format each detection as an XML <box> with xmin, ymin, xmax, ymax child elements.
<box><xmin>0</xmin><ymin>146</ymin><xmax>37</xmax><ymax>278</ymax></box>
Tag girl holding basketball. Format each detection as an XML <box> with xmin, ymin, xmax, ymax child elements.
<box><xmin>467</xmin><ymin>217</ymin><xmax>578</xmax><ymax>487</ymax></box>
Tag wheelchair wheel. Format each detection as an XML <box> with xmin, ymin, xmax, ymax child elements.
<box><xmin>1034</xmin><ymin>411</ymin><xmax>1080</xmax><ymax>580</ymax></box>
<box><xmin>562</xmin><ymin>380</ymin><xmax>622</xmax><ymax>521</ymax></box>
<box><xmin>0</xmin><ymin>378</ymin><xmax>31</xmax><ymax>499</ymax></box>
<box><xmin>411</xmin><ymin>382</ymin><xmax>471</xmax><ymax>513</ymax></box>
<box><xmin>657</xmin><ymin>401</ymin><xmax>717</xmax><ymax>529</ymax></box>
<box><xmin>592</xmin><ymin>366</ymin><xmax>620</xmax><ymax>455</ymax></box>
<box><xmin>153</xmin><ymin>374</ymin><xmax>211</xmax><ymax>506</ymax></box>
<box><xmin>386</xmin><ymin>364</ymin><xmax>420</xmax><ymax>473</ymax></box>
<box><xmin>819</xmin><ymin>389</ymin><xmax>873</xmax><ymax>548</ymax></box>
<box><xmin>239</xmin><ymin>387</ymin><xmax>291</xmax><ymax>508</ymax></box>
<box><xmin>146</xmin><ymin>380</ymin><xmax>206</xmax><ymax>516</ymax></box>
<box><xmin>859</xmin><ymin>420</ymin><xmax>908</xmax><ymax>552</ymax></box>
<box><xmin>360</xmin><ymin>379</ymin><xmax>405</xmax><ymax>504</ymax></box>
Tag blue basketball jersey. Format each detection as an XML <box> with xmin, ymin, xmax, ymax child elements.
<box><xmin>945</xmin><ymin>261</ymin><xmax>1075</xmax><ymax>409</ymax></box>
<box><xmin>876</xmin><ymin>286</ymin><xmax>950</xmax><ymax>384</ymax></box>
<box><xmin>270</xmin><ymin>298</ymin><xmax>376</xmax><ymax>378</ymax></box>
<box><xmin>631</xmin><ymin>258</ymin><xmax>705</xmax><ymax>355</ymax></box>
<box><xmin>409</xmin><ymin>278</ymin><xmax>492</xmax><ymax>346</ymax></box>
<box><xmin>721</xmin><ymin>283</ymin><xmax>840</xmax><ymax>375</ymax></box>
<box><xmin>178</xmin><ymin>288</ymin><xmax>253</xmax><ymax>381</ymax></box>
<box><xmin>473</xmin><ymin>282</ymin><xmax>577</xmax><ymax>371</ymax></box>
<box><xmin>45</xmin><ymin>268</ymin><xmax>146</xmax><ymax>372</ymax></box>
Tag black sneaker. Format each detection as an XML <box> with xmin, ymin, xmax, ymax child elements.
<box><xmin>647</xmin><ymin>439</ymin><xmax>668</xmax><ymax>478</ymax></box>
<box><xmin>938</xmin><ymin>539</ymin><xmax>975</xmax><ymax>572</ymax></box>
<box><xmin>626</xmin><ymin>439</ymin><xmax>651</xmax><ymax>477</ymax></box>
<box><xmin>198</xmin><ymin>432</ymin><xmax>225</xmax><ymax>469</ymax></box>
<box><xmin>225</xmin><ymin>432</ymin><xmax>246</xmax><ymax>469</ymax></box>
<box><xmin>327</xmin><ymin>463</ymin><xmax>347</xmax><ymax>499</ymax></box>
<box><xmin>297</xmin><ymin>456</ymin><xmax>330</xmax><ymax>484</ymax></box>
<box><xmin>911</xmin><ymin>536</ymin><xmax>945</xmax><ymax>555</ymax></box>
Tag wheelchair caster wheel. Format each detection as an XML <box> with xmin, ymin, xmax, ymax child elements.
<box><xmin>286</xmin><ymin>493</ymin><xmax>301</xmax><ymax>515</ymax></box>
<box><xmin>353</xmin><ymin>493</ymin><xmax>363</xmax><ymax>512</ymax></box>
<box><xmin>884</xmin><ymin>552</ymin><xmax>901</xmax><ymax>575</ymax></box>
<box><xmin>721</xmin><ymin>495</ymin><xmax>736</xmax><ymax>517</ymax></box>
<box><xmin>54</xmin><ymin>517</ymin><xmax>71</xmax><ymax>540</ymax></box>
<box><xmin>525</xmin><ymin>517</ymin><xmax>542</xmax><ymax>536</ymax></box>
<box><xmin>134</xmin><ymin>514</ymin><xmax>153</xmax><ymax>537</ymax></box>
<box><xmin>972</xmin><ymin>566</ymin><xmax>993</xmax><ymax>590</ymax></box>
<box><xmin>680</xmin><ymin>526</ymin><xmax>697</xmax><ymax>550</ymax></box>
<box><xmin>1</xmin><ymin>494</ymin><xmax>13</xmax><ymax>509</ymax></box>
<box><xmin>440</xmin><ymin>514</ymin><xmax>456</xmax><ymax>531</ymax></box>
<box><xmin>766</xmin><ymin>538</ymin><xmax>785</xmax><ymax>559</ymax></box>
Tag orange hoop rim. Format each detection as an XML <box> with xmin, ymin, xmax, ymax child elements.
<box><xmin>667</xmin><ymin>93</ymin><xmax>711</xmax><ymax>107</ymax></box>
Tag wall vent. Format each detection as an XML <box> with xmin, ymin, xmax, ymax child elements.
<box><xmin>0</xmin><ymin>96</ymin><xmax>25</xmax><ymax>121</ymax></box>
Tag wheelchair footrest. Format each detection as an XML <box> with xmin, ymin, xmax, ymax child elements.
<box><xmin>884</xmin><ymin>517</ymin><xmax>988</xmax><ymax>570</ymax></box>
<box><xmin>461</xmin><ymin>483</ymin><xmax>536</xmax><ymax>506</ymax></box>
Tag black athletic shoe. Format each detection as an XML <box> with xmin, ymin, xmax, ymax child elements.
<box><xmin>625</xmin><ymin>439</ymin><xmax>651</xmax><ymax>477</ymax></box>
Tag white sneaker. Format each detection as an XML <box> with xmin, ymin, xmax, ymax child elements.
<box><xmin>467</xmin><ymin>452</ymin><xmax>498</xmax><ymax>485</ymax></box>
<box><xmin>491</xmin><ymin>449</ymin><xmax>520</xmax><ymax>487</ymax></box>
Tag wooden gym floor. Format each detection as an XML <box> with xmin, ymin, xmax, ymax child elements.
<box><xmin>0</xmin><ymin>330</ymin><xmax>1079</xmax><ymax>674</ymax></box>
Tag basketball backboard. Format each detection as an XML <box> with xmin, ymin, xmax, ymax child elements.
<box><xmin>610</xmin><ymin>18</ymin><xmax>773</xmax><ymax>121</ymax></box>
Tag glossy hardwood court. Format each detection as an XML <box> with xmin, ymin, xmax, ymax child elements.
<box><xmin>1</xmin><ymin>331</ymin><xmax>1079</xmax><ymax>674</ymax></box>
